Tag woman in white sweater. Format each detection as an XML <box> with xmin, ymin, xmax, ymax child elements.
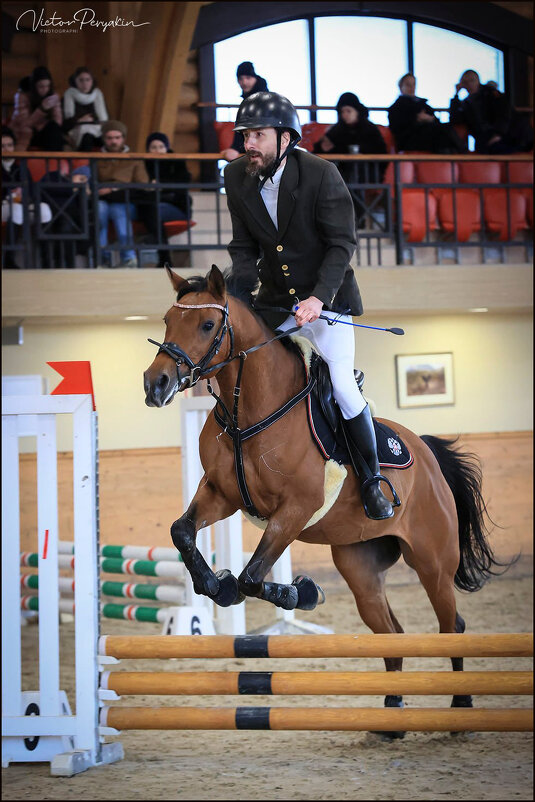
<box><xmin>63</xmin><ymin>67</ymin><xmax>108</xmax><ymax>151</ymax></box>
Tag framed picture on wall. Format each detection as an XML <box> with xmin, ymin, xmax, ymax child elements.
<box><xmin>395</xmin><ymin>353</ymin><xmax>454</xmax><ymax>408</ymax></box>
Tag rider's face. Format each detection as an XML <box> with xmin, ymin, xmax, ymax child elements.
<box><xmin>243</xmin><ymin>127</ymin><xmax>290</xmax><ymax>176</ymax></box>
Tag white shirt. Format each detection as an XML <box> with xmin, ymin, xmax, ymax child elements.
<box><xmin>260</xmin><ymin>162</ymin><xmax>286</xmax><ymax>230</ymax></box>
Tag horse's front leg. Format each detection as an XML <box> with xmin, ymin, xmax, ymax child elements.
<box><xmin>238</xmin><ymin>511</ymin><xmax>325</xmax><ymax>611</ymax></box>
<box><xmin>170</xmin><ymin>479</ymin><xmax>243</xmax><ymax>608</ymax></box>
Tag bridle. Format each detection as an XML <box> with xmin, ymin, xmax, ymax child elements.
<box><xmin>147</xmin><ymin>301</ymin><xmax>234</xmax><ymax>390</ymax></box>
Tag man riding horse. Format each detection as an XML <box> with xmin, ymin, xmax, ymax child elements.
<box><xmin>224</xmin><ymin>91</ymin><xmax>398</xmax><ymax>520</ymax></box>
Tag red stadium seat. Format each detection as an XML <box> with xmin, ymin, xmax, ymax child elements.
<box><xmin>436</xmin><ymin>190</ymin><xmax>481</xmax><ymax>241</ymax></box>
<box><xmin>299</xmin><ymin>122</ymin><xmax>331</xmax><ymax>152</ymax></box>
<box><xmin>505</xmin><ymin>161</ymin><xmax>533</xmax><ymax>227</ymax></box>
<box><xmin>26</xmin><ymin>158</ymin><xmax>70</xmax><ymax>183</ymax></box>
<box><xmin>376</xmin><ymin>125</ymin><xmax>396</xmax><ymax>154</ymax></box>
<box><xmin>383</xmin><ymin>161</ymin><xmax>438</xmax><ymax>241</ymax></box>
<box><xmin>458</xmin><ymin>161</ymin><xmax>501</xmax><ymax>185</ymax></box>
<box><xmin>483</xmin><ymin>189</ymin><xmax>528</xmax><ymax>240</ymax></box>
<box><xmin>414</xmin><ymin>161</ymin><xmax>459</xmax><ymax>188</ymax></box>
<box><xmin>163</xmin><ymin>220</ymin><xmax>196</xmax><ymax>237</ymax></box>
<box><xmin>213</xmin><ymin>121</ymin><xmax>235</xmax><ymax>152</ymax></box>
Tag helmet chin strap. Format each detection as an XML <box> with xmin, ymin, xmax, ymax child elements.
<box><xmin>258</xmin><ymin>129</ymin><xmax>299</xmax><ymax>191</ymax></box>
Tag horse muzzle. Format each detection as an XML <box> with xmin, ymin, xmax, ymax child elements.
<box><xmin>144</xmin><ymin>366</ymin><xmax>181</xmax><ymax>407</ymax></box>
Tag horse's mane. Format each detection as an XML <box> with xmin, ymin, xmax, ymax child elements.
<box><xmin>175</xmin><ymin>272</ymin><xmax>301</xmax><ymax>358</ymax></box>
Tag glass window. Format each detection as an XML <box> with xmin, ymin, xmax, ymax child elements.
<box><xmin>413</xmin><ymin>23</ymin><xmax>505</xmax><ymax>120</ymax></box>
<box><xmin>314</xmin><ymin>17</ymin><xmax>408</xmax><ymax>125</ymax></box>
<box><xmin>213</xmin><ymin>20</ymin><xmax>311</xmax><ymax>123</ymax></box>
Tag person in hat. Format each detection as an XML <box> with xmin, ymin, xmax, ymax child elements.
<box><xmin>26</xmin><ymin>65</ymin><xmax>65</xmax><ymax>151</ymax></box>
<box><xmin>63</xmin><ymin>66</ymin><xmax>109</xmax><ymax>151</ymax></box>
<box><xmin>313</xmin><ymin>92</ymin><xmax>388</xmax><ymax>225</ymax></box>
<box><xmin>221</xmin><ymin>61</ymin><xmax>269</xmax><ymax>162</ymax></box>
<box><xmin>223</xmin><ymin>91</ymin><xmax>398</xmax><ymax>521</ymax></box>
<box><xmin>96</xmin><ymin>120</ymin><xmax>149</xmax><ymax>267</ymax></box>
<box><xmin>137</xmin><ymin>131</ymin><xmax>192</xmax><ymax>267</ymax></box>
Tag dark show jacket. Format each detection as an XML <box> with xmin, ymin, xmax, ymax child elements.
<box><xmin>224</xmin><ymin>149</ymin><xmax>363</xmax><ymax>329</ymax></box>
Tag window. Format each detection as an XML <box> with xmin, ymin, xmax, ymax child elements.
<box><xmin>214</xmin><ymin>20</ymin><xmax>311</xmax><ymax>123</ymax></box>
<box><xmin>314</xmin><ymin>17</ymin><xmax>408</xmax><ymax>125</ymax></box>
<box><xmin>413</xmin><ymin>23</ymin><xmax>505</xmax><ymax>120</ymax></box>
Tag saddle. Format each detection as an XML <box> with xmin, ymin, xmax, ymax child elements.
<box><xmin>302</xmin><ymin>346</ymin><xmax>413</xmax><ymax>470</ymax></box>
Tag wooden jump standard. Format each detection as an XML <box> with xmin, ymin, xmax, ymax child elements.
<box><xmin>101</xmin><ymin>670</ymin><xmax>533</xmax><ymax>696</ymax></box>
<box><xmin>99</xmin><ymin>633</ymin><xmax>533</xmax><ymax>659</ymax></box>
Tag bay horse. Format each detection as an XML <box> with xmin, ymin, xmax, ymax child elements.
<box><xmin>144</xmin><ymin>265</ymin><xmax>504</xmax><ymax>731</ymax></box>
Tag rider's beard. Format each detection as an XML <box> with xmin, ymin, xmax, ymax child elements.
<box><xmin>245</xmin><ymin>149</ymin><xmax>277</xmax><ymax>178</ymax></box>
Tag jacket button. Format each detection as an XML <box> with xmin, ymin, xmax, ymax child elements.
<box><xmin>276</xmin><ymin>245</ymin><xmax>283</xmax><ymax>252</ymax></box>
<box><xmin>281</xmin><ymin>264</ymin><xmax>288</xmax><ymax>270</ymax></box>
<box><xmin>283</xmin><ymin>273</ymin><xmax>290</xmax><ymax>277</ymax></box>
<box><xmin>289</xmin><ymin>288</ymin><xmax>296</xmax><ymax>295</ymax></box>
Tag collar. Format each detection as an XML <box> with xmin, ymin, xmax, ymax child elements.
<box><xmin>260</xmin><ymin>161</ymin><xmax>286</xmax><ymax>190</ymax></box>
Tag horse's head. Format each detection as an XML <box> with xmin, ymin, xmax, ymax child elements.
<box><xmin>144</xmin><ymin>265</ymin><xmax>231</xmax><ymax>407</ymax></box>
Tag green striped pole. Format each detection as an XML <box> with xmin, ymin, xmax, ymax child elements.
<box><xmin>21</xmin><ymin>595</ymin><xmax>168</xmax><ymax>623</ymax></box>
<box><xmin>20</xmin><ymin>574</ymin><xmax>184</xmax><ymax>604</ymax></box>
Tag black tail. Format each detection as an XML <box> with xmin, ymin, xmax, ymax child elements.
<box><xmin>420</xmin><ymin>434</ymin><xmax>513</xmax><ymax>592</ymax></box>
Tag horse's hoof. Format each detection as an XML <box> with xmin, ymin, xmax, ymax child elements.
<box><xmin>211</xmin><ymin>569</ymin><xmax>240</xmax><ymax>607</ymax></box>
<box><xmin>450</xmin><ymin>694</ymin><xmax>473</xmax><ymax>735</ymax></box>
<box><xmin>379</xmin><ymin>695</ymin><xmax>406</xmax><ymax>740</ymax></box>
<box><xmin>292</xmin><ymin>575</ymin><xmax>325</xmax><ymax>610</ymax></box>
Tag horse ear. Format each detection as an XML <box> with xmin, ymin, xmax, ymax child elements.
<box><xmin>166</xmin><ymin>265</ymin><xmax>189</xmax><ymax>294</ymax></box>
<box><xmin>206</xmin><ymin>265</ymin><xmax>227</xmax><ymax>301</ymax></box>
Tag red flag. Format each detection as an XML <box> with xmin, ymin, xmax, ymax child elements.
<box><xmin>47</xmin><ymin>361</ymin><xmax>96</xmax><ymax>411</ymax></box>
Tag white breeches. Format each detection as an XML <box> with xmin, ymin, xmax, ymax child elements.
<box><xmin>277</xmin><ymin>310</ymin><xmax>366</xmax><ymax>419</ymax></box>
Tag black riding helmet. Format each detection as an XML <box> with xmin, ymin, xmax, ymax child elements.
<box><xmin>234</xmin><ymin>92</ymin><xmax>302</xmax><ymax>189</ymax></box>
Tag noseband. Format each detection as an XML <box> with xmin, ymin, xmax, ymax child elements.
<box><xmin>148</xmin><ymin>301</ymin><xmax>234</xmax><ymax>389</ymax></box>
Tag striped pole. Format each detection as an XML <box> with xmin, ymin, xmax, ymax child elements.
<box><xmin>20</xmin><ymin>553</ymin><xmax>186</xmax><ymax>579</ymax></box>
<box><xmin>99</xmin><ymin>633</ymin><xmax>534</xmax><ymax>660</ymax></box>
<box><xmin>58</xmin><ymin>541</ymin><xmax>186</xmax><ymax>563</ymax></box>
<box><xmin>20</xmin><ymin>596</ymin><xmax>169</xmax><ymax>624</ymax></box>
<box><xmin>100</xmin><ymin>670</ymin><xmax>533</xmax><ymax>697</ymax></box>
<box><xmin>20</xmin><ymin>574</ymin><xmax>184</xmax><ymax>604</ymax></box>
<box><xmin>100</xmin><ymin>706</ymin><xmax>534</xmax><ymax>732</ymax></box>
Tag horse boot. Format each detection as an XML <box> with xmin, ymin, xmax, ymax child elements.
<box><xmin>342</xmin><ymin>403</ymin><xmax>397</xmax><ymax>520</ymax></box>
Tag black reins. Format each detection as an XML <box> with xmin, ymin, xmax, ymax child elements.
<box><xmin>147</xmin><ymin>301</ymin><xmax>315</xmax><ymax>519</ymax></box>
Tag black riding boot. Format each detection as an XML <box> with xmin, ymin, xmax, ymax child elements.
<box><xmin>342</xmin><ymin>404</ymin><xmax>396</xmax><ymax>520</ymax></box>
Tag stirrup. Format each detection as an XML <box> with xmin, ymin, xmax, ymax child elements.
<box><xmin>361</xmin><ymin>473</ymin><xmax>401</xmax><ymax>517</ymax></box>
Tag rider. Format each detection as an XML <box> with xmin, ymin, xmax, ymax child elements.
<box><xmin>223</xmin><ymin>91</ymin><xmax>397</xmax><ymax>521</ymax></box>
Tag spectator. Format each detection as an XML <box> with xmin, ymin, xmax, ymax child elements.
<box><xmin>388</xmin><ymin>73</ymin><xmax>467</xmax><ymax>153</ymax></box>
<box><xmin>9</xmin><ymin>77</ymin><xmax>33</xmax><ymax>152</ymax></box>
<box><xmin>221</xmin><ymin>61</ymin><xmax>269</xmax><ymax>162</ymax></box>
<box><xmin>63</xmin><ymin>66</ymin><xmax>109</xmax><ymax>151</ymax></box>
<box><xmin>313</xmin><ymin>92</ymin><xmax>387</xmax><ymax>224</ymax></box>
<box><xmin>27</xmin><ymin>66</ymin><xmax>65</xmax><ymax>151</ymax></box>
<box><xmin>2</xmin><ymin>125</ymin><xmax>22</xmax><ymax>267</ymax></box>
<box><xmin>449</xmin><ymin>69</ymin><xmax>533</xmax><ymax>154</ymax></box>
<box><xmin>97</xmin><ymin>119</ymin><xmax>149</xmax><ymax>268</ymax></box>
<box><xmin>137</xmin><ymin>131</ymin><xmax>191</xmax><ymax>268</ymax></box>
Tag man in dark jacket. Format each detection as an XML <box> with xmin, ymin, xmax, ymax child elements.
<box><xmin>449</xmin><ymin>69</ymin><xmax>533</xmax><ymax>154</ymax></box>
<box><xmin>224</xmin><ymin>91</ymin><xmax>397</xmax><ymax>520</ymax></box>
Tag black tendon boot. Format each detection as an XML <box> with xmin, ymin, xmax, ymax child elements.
<box><xmin>342</xmin><ymin>404</ymin><xmax>399</xmax><ymax>520</ymax></box>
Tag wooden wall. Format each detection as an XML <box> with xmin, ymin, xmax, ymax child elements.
<box><xmin>17</xmin><ymin>431</ymin><xmax>533</xmax><ymax>581</ymax></box>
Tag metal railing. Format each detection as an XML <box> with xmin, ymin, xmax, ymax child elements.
<box><xmin>1</xmin><ymin>151</ymin><xmax>532</xmax><ymax>269</ymax></box>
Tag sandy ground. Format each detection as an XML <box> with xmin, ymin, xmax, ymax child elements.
<box><xmin>2</xmin><ymin>573</ymin><xmax>533</xmax><ymax>801</ymax></box>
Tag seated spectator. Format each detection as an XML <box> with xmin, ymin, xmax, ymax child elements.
<box><xmin>63</xmin><ymin>66</ymin><xmax>109</xmax><ymax>152</ymax></box>
<box><xmin>449</xmin><ymin>70</ymin><xmax>533</xmax><ymax>154</ymax></box>
<box><xmin>97</xmin><ymin>119</ymin><xmax>149</xmax><ymax>268</ymax></box>
<box><xmin>313</xmin><ymin>93</ymin><xmax>388</xmax><ymax>227</ymax></box>
<box><xmin>137</xmin><ymin>131</ymin><xmax>191</xmax><ymax>268</ymax></box>
<box><xmin>9</xmin><ymin>77</ymin><xmax>33</xmax><ymax>152</ymax></box>
<box><xmin>221</xmin><ymin>61</ymin><xmax>269</xmax><ymax>162</ymax></box>
<box><xmin>27</xmin><ymin>66</ymin><xmax>65</xmax><ymax>151</ymax></box>
<box><xmin>388</xmin><ymin>73</ymin><xmax>467</xmax><ymax>153</ymax></box>
<box><xmin>313</xmin><ymin>92</ymin><xmax>387</xmax><ymax>182</ymax></box>
<box><xmin>2</xmin><ymin>125</ymin><xmax>22</xmax><ymax>268</ymax></box>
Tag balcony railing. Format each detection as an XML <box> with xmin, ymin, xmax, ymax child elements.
<box><xmin>1</xmin><ymin>151</ymin><xmax>532</xmax><ymax>269</ymax></box>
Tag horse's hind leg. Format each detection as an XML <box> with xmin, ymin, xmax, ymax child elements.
<box><xmin>402</xmin><ymin>541</ymin><xmax>473</xmax><ymax>712</ymax></box>
<box><xmin>331</xmin><ymin>536</ymin><xmax>407</xmax><ymax>739</ymax></box>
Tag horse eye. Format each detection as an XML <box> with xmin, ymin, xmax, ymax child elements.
<box><xmin>202</xmin><ymin>320</ymin><xmax>215</xmax><ymax>332</ymax></box>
